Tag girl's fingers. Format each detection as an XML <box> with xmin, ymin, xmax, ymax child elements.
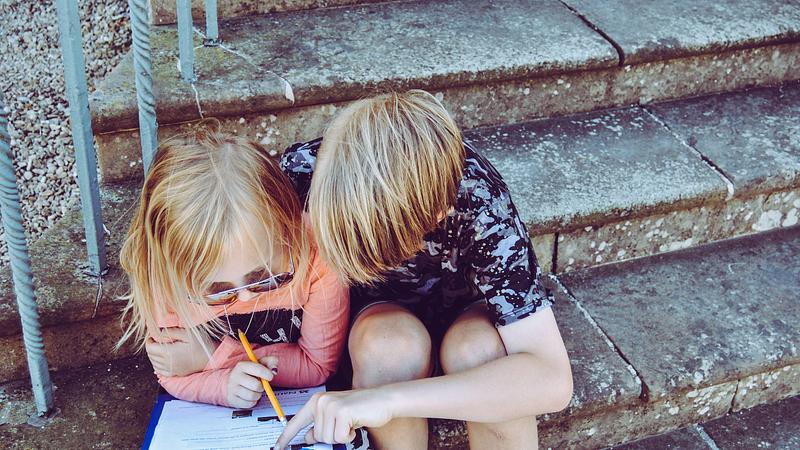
<box><xmin>233</xmin><ymin>392</ymin><xmax>257</xmax><ymax>408</ymax></box>
<box><xmin>258</xmin><ymin>355</ymin><xmax>279</xmax><ymax>373</ymax></box>
<box><xmin>237</xmin><ymin>361</ymin><xmax>274</xmax><ymax>382</ymax></box>
<box><xmin>236</xmin><ymin>372</ymin><xmax>263</xmax><ymax>393</ymax></box>
<box><xmin>235</xmin><ymin>385</ymin><xmax>261</xmax><ymax>403</ymax></box>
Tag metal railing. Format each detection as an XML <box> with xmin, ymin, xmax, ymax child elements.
<box><xmin>3</xmin><ymin>0</ymin><xmax>219</xmax><ymax>419</ymax></box>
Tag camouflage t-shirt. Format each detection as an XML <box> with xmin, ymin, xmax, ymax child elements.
<box><xmin>280</xmin><ymin>138</ymin><xmax>553</xmax><ymax>331</ymax></box>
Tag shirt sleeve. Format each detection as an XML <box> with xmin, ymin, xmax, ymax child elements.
<box><xmin>280</xmin><ymin>138</ymin><xmax>321</xmax><ymax>206</ymax></box>
<box><xmin>250</xmin><ymin>255</ymin><xmax>350</xmax><ymax>388</ymax></box>
<box><xmin>155</xmin><ymin>336</ymin><xmax>241</xmax><ymax>406</ymax></box>
<box><xmin>463</xmin><ymin>193</ymin><xmax>552</xmax><ymax>328</ymax></box>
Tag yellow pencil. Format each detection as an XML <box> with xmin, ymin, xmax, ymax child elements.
<box><xmin>237</xmin><ymin>329</ymin><xmax>287</xmax><ymax>426</ymax></box>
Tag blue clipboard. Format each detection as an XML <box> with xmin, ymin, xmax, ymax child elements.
<box><xmin>142</xmin><ymin>391</ymin><xmax>347</xmax><ymax>450</ymax></box>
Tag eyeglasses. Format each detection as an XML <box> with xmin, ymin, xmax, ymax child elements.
<box><xmin>202</xmin><ymin>253</ymin><xmax>295</xmax><ymax>306</ymax></box>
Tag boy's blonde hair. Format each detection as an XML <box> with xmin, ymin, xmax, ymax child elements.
<box><xmin>309</xmin><ymin>90</ymin><xmax>465</xmax><ymax>285</ymax></box>
<box><xmin>117</xmin><ymin>130</ymin><xmax>310</xmax><ymax>350</ymax></box>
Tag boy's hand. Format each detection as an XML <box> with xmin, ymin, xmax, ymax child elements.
<box><xmin>274</xmin><ymin>389</ymin><xmax>393</xmax><ymax>450</ymax></box>
<box><xmin>145</xmin><ymin>327</ymin><xmax>218</xmax><ymax>377</ymax></box>
<box><xmin>226</xmin><ymin>357</ymin><xmax>279</xmax><ymax>409</ymax></box>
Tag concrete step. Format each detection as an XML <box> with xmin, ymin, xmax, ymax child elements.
<box><xmin>545</xmin><ymin>225</ymin><xmax>800</xmax><ymax>449</ymax></box>
<box><xmin>432</xmin><ymin>225</ymin><xmax>800</xmax><ymax>449</ymax></box>
<box><xmin>2</xmin><ymin>226</ymin><xmax>797</xmax><ymax>449</ymax></box>
<box><xmin>2</xmin><ymin>82</ymin><xmax>798</xmax><ymax>384</ymax></box>
<box><xmin>0</xmin><ymin>183</ymin><xmax>138</xmax><ymax>383</ymax></box>
<box><xmin>607</xmin><ymin>395</ymin><xmax>800</xmax><ymax>450</ymax></box>
<box><xmin>0</xmin><ymin>355</ymin><xmax>158</xmax><ymax>449</ymax></box>
<box><xmin>150</xmin><ymin>0</ymin><xmax>394</xmax><ymax>25</ymax></box>
<box><xmin>478</xmin><ymin>81</ymin><xmax>800</xmax><ymax>274</ymax></box>
<box><xmin>91</xmin><ymin>0</ymin><xmax>800</xmax><ymax>183</ymax></box>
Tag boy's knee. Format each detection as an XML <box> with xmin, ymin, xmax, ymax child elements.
<box><xmin>440</xmin><ymin>314</ymin><xmax>507</xmax><ymax>375</ymax></box>
<box><xmin>349</xmin><ymin>306</ymin><xmax>432</xmax><ymax>388</ymax></box>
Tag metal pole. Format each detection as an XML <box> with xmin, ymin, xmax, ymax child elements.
<box><xmin>128</xmin><ymin>0</ymin><xmax>159</xmax><ymax>172</ymax></box>
<box><xmin>0</xmin><ymin>100</ymin><xmax>55</xmax><ymax>416</ymax></box>
<box><xmin>204</xmin><ymin>0</ymin><xmax>219</xmax><ymax>44</ymax></box>
<box><xmin>54</xmin><ymin>0</ymin><xmax>107</xmax><ymax>276</ymax></box>
<box><xmin>177</xmin><ymin>0</ymin><xmax>196</xmax><ymax>81</ymax></box>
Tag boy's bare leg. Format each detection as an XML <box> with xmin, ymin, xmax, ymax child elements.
<box><xmin>439</xmin><ymin>305</ymin><xmax>539</xmax><ymax>450</ymax></box>
<box><xmin>349</xmin><ymin>303</ymin><xmax>432</xmax><ymax>450</ymax></box>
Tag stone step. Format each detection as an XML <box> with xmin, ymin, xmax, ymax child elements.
<box><xmin>91</xmin><ymin>0</ymin><xmax>800</xmax><ymax>183</ymax></box>
<box><xmin>545</xmin><ymin>225</ymin><xmax>800</xmax><ymax>449</ymax></box>
<box><xmin>0</xmin><ymin>183</ymin><xmax>138</xmax><ymax>383</ymax></box>
<box><xmin>478</xmin><ymin>81</ymin><xmax>800</xmax><ymax>274</ymax></box>
<box><xmin>607</xmin><ymin>395</ymin><xmax>800</xmax><ymax>450</ymax></box>
<box><xmin>149</xmin><ymin>0</ymin><xmax>393</xmax><ymax>25</ymax></box>
<box><xmin>2</xmin><ymin>226</ymin><xmax>798</xmax><ymax>449</ymax></box>
<box><xmin>2</xmin><ymin>82</ymin><xmax>798</xmax><ymax>384</ymax></box>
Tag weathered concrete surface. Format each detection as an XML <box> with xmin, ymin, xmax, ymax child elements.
<box><xmin>0</xmin><ymin>356</ymin><xmax>157</xmax><ymax>449</ymax></box>
<box><xmin>468</xmin><ymin>106</ymin><xmax>727</xmax><ymax>236</ymax></box>
<box><xmin>0</xmin><ymin>183</ymin><xmax>137</xmax><ymax>338</ymax></box>
<box><xmin>702</xmin><ymin>395</ymin><xmax>800</xmax><ymax>450</ymax></box>
<box><xmin>96</xmin><ymin>101</ymin><xmax>346</xmax><ymax>183</ymax></box>
<box><xmin>649</xmin><ymin>82</ymin><xmax>800</xmax><ymax>197</ymax></box>
<box><xmin>543</xmin><ymin>288</ymin><xmax>642</xmax><ymax>422</ymax></box>
<box><xmin>91</xmin><ymin>0</ymin><xmax>616</xmax><ymax>133</ymax></box>
<box><xmin>150</xmin><ymin>0</ymin><xmax>384</xmax><ymax>24</ymax></box>
<box><xmin>0</xmin><ymin>317</ymin><xmax>136</xmax><ymax>384</ymax></box>
<box><xmin>542</xmin><ymin>380</ymin><xmax>738</xmax><ymax>450</ymax></box>
<box><xmin>95</xmin><ymin>43</ymin><xmax>800</xmax><ymax>183</ymax></box>
<box><xmin>560</xmin><ymin>226</ymin><xmax>800</xmax><ymax>409</ymax></box>
<box><xmin>563</xmin><ymin>0</ymin><xmax>800</xmax><ymax>65</ymax></box>
<box><xmin>732</xmin><ymin>363</ymin><xmax>800</xmax><ymax>412</ymax></box>
<box><xmin>531</xmin><ymin>234</ymin><xmax>555</xmax><ymax>274</ymax></box>
<box><xmin>557</xmin><ymin>188</ymin><xmax>800</xmax><ymax>272</ymax></box>
<box><xmin>607</xmin><ymin>425</ymin><xmax>710</xmax><ymax>450</ymax></box>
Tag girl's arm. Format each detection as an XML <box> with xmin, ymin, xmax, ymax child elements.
<box><xmin>247</xmin><ymin>259</ymin><xmax>350</xmax><ymax>388</ymax></box>
<box><xmin>275</xmin><ymin>308</ymin><xmax>572</xmax><ymax>448</ymax></box>
<box><xmin>155</xmin><ymin>336</ymin><xmax>276</xmax><ymax>407</ymax></box>
<box><xmin>151</xmin><ymin>257</ymin><xmax>349</xmax><ymax>403</ymax></box>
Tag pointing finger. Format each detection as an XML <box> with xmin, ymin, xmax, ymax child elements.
<box><xmin>274</xmin><ymin>396</ymin><xmax>316</xmax><ymax>450</ymax></box>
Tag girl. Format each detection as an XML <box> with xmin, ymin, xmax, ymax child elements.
<box><xmin>117</xmin><ymin>130</ymin><xmax>349</xmax><ymax>409</ymax></box>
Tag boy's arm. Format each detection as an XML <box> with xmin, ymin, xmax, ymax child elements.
<box><xmin>275</xmin><ymin>309</ymin><xmax>572</xmax><ymax>448</ymax></box>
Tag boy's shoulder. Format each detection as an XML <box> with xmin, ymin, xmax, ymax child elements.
<box><xmin>280</xmin><ymin>137</ymin><xmax>322</xmax><ymax>172</ymax></box>
<box><xmin>457</xmin><ymin>140</ymin><xmax>511</xmax><ymax>210</ymax></box>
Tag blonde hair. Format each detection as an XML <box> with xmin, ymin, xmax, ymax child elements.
<box><xmin>309</xmin><ymin>90</ymin><xmax>464</xmax><ymax>285</ymax></box>
<box><xmin>117</xmin><ymin>129</ymin><xmax>310</xmax><ymax>351</ymax></box>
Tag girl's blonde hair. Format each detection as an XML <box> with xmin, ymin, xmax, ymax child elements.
<box><xmin>309</xmin><ymin>90</ymin><xmax>465</xmax><ymax>285</ymax></box>
<box><xmin>117</xmin><ymin>129</ymin><xmax>309</xmax><ymax>351</ymax></box>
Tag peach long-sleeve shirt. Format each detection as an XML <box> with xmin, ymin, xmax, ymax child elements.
<box><xmin>153</xmin><ymin>242</ymin><xmax>349</xmax><ymax>407</ymax></box>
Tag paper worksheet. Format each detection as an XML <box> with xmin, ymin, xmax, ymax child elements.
<box><xmin>148</xmin><ymin>385</ymin><xmax>332</xmax><ymax>450</ymax></box>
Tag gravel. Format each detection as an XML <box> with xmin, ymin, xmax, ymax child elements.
<box><xmin>0</xmin><ymin>0</ymin><xmax>131</xmax><ymax>264</ymax></box>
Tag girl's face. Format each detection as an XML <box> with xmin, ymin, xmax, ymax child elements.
<box><xmin>205</xmin><ymin>225</ymin><xmax>289</xmax><ymax>303</ymax></box>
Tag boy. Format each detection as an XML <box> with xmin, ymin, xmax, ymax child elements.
<box><xmin>275</xmin><ymin>90</ymin><xmax>572</xmax><ymax>450</ymax></box>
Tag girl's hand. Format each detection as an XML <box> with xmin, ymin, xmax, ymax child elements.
<box><xmin>226</xmin><ymin>356</ymin><xmax>280</xmax><ymax>409</ymax></box>
<box><xmin>274</xmin><ymin>389</ymin><xmax>393</xmax><ymax>449</ymax></box>
<box><xmin>145</xmin><ymin>327</ymin><xmax>219</xmax><ymax>377</ymax></box>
